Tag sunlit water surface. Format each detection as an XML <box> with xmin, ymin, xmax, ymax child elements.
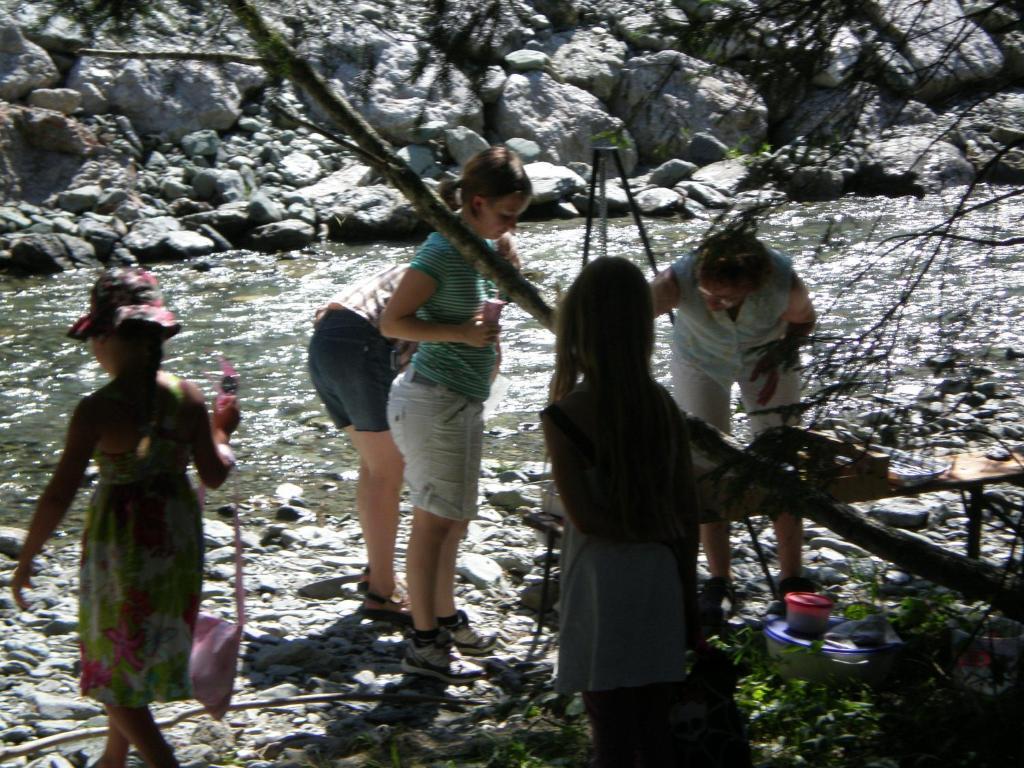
<box><xmin>2</xmin><ymin>189</ymin><xmax>1022</xmax><ymax>532</ymax></box>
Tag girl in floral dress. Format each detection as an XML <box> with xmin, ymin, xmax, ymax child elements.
<box><xmin>12</xmin><ymin>268</ymin><xmax>239</xmax><ymax>768</ymax></box>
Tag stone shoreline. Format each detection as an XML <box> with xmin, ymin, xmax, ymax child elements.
<box><xmin>2</xmin><ymin>408</ymin><xmax>1023</xmax><ymax>765</ymax></box>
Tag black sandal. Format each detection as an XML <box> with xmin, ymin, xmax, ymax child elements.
<box><xmin>358</xmin><ymin>589</ymin><xmax>413</xmax><ymax>626</ymax></box>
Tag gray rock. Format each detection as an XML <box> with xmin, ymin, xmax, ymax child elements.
<box><xmin>279</xmin><ymin>152</ymin><xmax>323</xmax><ymax>187</ymax></box>
<box><xmin>523</xmin><ymin>161</ymin><xmax>586</xmax><ymax>204</ymax></box>
<box><xmin>26</xmin><ymin>87</ymin><xmax>81</xmax><ymax>114</ymax></box>
<box><xmin>478</xmin><ymin>66</ymin><xmax>507</xmax><ymax>104</ymax></box>
<box><xmin>677</xmin><ymin>181</ymin><xmax>731</xmax><ymax>209</ymax></box>
<box><xmin>504</xmin><ymin>138</ymin><xmax>542</xmax><ymax>163</ymax></box>
<box><xmin>544</xmin><ymin>26</ymin><xmax>626</xmax><ymax>102</ymax></box>
<box><xmin>66</xmin><ymin>58</ymin><xmax>265</xmax><ymax>141</ymax></box>
<box><xmin>160</xmin><ymin>178</ymin><xmax>192</xmax><ymax>200</ymax></box>
<box><xmin>57</xmin><ymin>184</ymin><xmax>101</xmax><ymax>213</ymax></box>
<box><xmin>327</xmin><ymin>38</ymin><xmax>483</xmax><ymax>145</ymax></box>
<box><xmin>181</xmin><ymin>202</ymin><xmax>252</xmax><ymax>242</ymax></box>
<box><xmin>396</xmin><ymin>144</ymin><xmax>438</xmax><ymax>178</ymax></box>
<box><xmin>864</xmin><ymin>0</ymin><xmax>1003</xmax><ymax>101</ymax></box>
<box><xmin>690</xmin><ymin>159</ymin><xmax>749</xmax><ymax>195</ymax></box>
<box><xmin>457</xmin><ymin>553</ymin><xmax>504</xmax><ymax>588</ymax></box>
<box><xmin>323</xmin><ymin>186</ymin><xmax>424</xmax><ymax>242</ymax></box>
<box><xmin>0</xmin><ymin>525</ymin><xmax>25</xmax><ymax>557</ymax></box>
<box><xmin>505</xmin><ymin>49</ymin><xmax>550</xmax><ymax>72</ymax></box>
<box><xmin>181</xmin><ymin>129</ymin><xmax>221</xmax><ymax>159</ymax></box>
<box><xmin>41</xmin><ymin>618</ymin><xmax>77</xmax><ymax>637</ymax></box>
<box><xmin>812</xmin><ymin>26</ymin><xmax>863</xmax><ymax>88</ymax></box>
<box><xmin>611</xmin><ymin>51</ymin><xmax>766</xmax><ymax>165</ymax></box>
<box><xmin>248</xmin><ymin>192</ymin><xmax>284</xmax><ymax>225</ymax></box>
<box><xmin>649</xmin><ymin>159</ymin><xmax>697</xmax><ymax>188</ymax></box>
<box><xmin>296</xmin><ymin>576</ymin><xmax>352</xmax><ymax>600</ymax></box>
<box><xmin>788</xmin><ymin>166</ymin><xmax>846</xmax><ymax>202</ymax></box>
<box><xmin>869</xmin><ymin>498</ymin><xmax>931</xmax><ymax>529</ymax></box>
<box><xmin>9</xmin><ymin>233</ymin><xmax>98</xmax><ymax>273</ymax></box>
<box><xmin>445</xmin><ymin>126</ymin><xmax>490</xmax><ymax>166</ymax></box>
<box><xmin>487</xmin><ymin>486</ymin><xmax>539</xmax><ymax>509</ymax></box>
<box><xmin>688</xmin><ymin>132</ymin><xmax>729</xmax><ymax>165</ymax></box>
<box><xmin>494</xmin><ymin>72</ymin><xmax>637</xmax><ymax>173</ymax></box>
<box><xmin>634</xmin><ymin>187</ymin><xmax>682</xmax><ymax>215</ymax></box>
<box><xmin>161</xmin><ymin>230</ymin><xmax>216</xmax><ymax>259</ymax></box>
<box><xmin>192</xmin><ymin>168</ymin><xmax>249</xmax><ymax>203</ymax></box>
<box><xmin>121</xmin><ymin>216</ymin><xmax>185</xmax><ymax>262</ymax></box>
<box><xmin>0</xmin><ymin>22</ymin><xmax>60</xmax><ymax>101</ymax></box>
<box><xmin>245</xmin><ymin>220</ymin><xmax>316</xmax><ymax>253</ymax></box>
<box><xmin>31</xmin><ymin>692</ymin><xmax>103</xmax><ymax>721</ymax></box>
<box><xmin>856</xmin><ymin>136</ymin><xmax>975</xmax><ymax>196</ymax></box>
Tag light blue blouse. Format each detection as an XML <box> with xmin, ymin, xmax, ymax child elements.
<box><xmin>670</xmin><ymin>248</ymin><xmax>794</xmax><ymax>391</ymax></box>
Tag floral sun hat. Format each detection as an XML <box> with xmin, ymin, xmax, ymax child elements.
<box><xmin>68</xmin><ymin>267</ymin><xmax>181</xmax><ymax>341</ymax></box>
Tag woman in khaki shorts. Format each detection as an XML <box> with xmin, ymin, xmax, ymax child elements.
<box><xmin>381</xmin><ymin>147</ymin><xmax>532</xmax><ymax>683</ymax></box>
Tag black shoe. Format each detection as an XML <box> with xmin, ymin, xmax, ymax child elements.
<box><xmin>698</xmin><ymin>577</ymin><xmax>736</xmax><ymax>625</ymax></box>
<box><xmin>778</xmin><ymin>575</ymin><xmax>817</xmax><ymax>596</ymax></box>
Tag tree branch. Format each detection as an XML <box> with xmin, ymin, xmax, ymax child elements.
<box><xmin>76</xmin><ymin>47</ymin><xmax>267</xmax><ymax>65</ymax></box>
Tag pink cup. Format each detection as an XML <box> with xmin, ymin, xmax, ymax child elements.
<box><xmin>784</xmin><ymin>592</ymin><xmax>833</xmax><ymax>636</ymax></box>
<box><xmin>482</xmin><ymin>298</ymin><xmax>507</xmax><ymax>322</ymax></box>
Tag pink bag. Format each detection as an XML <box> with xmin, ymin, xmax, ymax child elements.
<box><xmin>190</xmin><ymin>501</ymin><xmax>245</xmax><ymax>720</ymax></box>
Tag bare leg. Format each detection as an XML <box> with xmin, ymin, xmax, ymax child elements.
<box><xmin>104</xmin><ymin>705</ymin><xmax>178</xmax><ymax>768</ymax></box>
<box><xmin>433</xmin><ymin>518</ymin><xmax>468</xmax><ymax>619</ymax></box>
<box><xmin>773</xmin><ymin>512</ymin><xmax>803</xmax><ymax>580</ymax></box>
<box><xmin>347</xmin><ymin>427</ymin><xmax>404</xmax><ymax>602</ymax></box>
<box><xmin>701</xmin><ymin>520</ymin><xmax>732</xmax><ymax>580</ymax></box>
<box><xmin>95</xmin><ymin>710</ymin><xmax>129</xmax><ymax>768</ymax></box>
<box><xmin>406</xmin><ymin>508</ymin><xmax>464</xmax><ymax>631</ymax></box>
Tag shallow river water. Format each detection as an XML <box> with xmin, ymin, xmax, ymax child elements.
<box><xmin>2</xmin><ymin>188</ymin><xmax>1023</xmax><ymax>531</ymax></box>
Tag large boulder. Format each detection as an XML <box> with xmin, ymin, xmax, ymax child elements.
<box><xmin>523</xmin><ymin>161</ymin><xmax>587</xmax><ymax>205</ymax></box>
<box><xmin>775</xmin><ymin>83</ymin><xmax>936</xmax><ymax>147</ymax></box>
<box><xmin>812</xmin><ymin>26</ymin><xmax>863</xmax><ymax>88</ymax></box>
<box><xmin>610</xmin><ymin>51</ymin><xmax>767</xmax><ymax>165</ymax></box>
<box><xmin>323</xmin><ymin>186</ymin><xmax>425</xmax><ymax>242</ymax></box>
<box><xmin>864</xmin><ymin>0</ymin><xmax>1003</xmax><ymax>101</ymax></box>
<box><xmin>854</xmin><ymin>136</ymin><xmax>975</xmax><ymax>197</ymax></box>
<box><xmin>121</xmin><ymin>216</ymin><xmax>185</xmax><ymax>262</ymax></box>
<box><xmin>9</xmin><ymin>233</ymin><xmax>98</xmax><ymax>274</ymax></box>
<box><xmin>245</xmin><ymin>220</ymin><xmax>317</xmax><ymax>253</ymax></box>
<box><xmin>326</xmin><ymin>39</ymin><xmax>483</xmax><ymax>146</ymax></box>
<box><xmin>26</xmin><ymin>87</ymin><xmax>82</xmax><ymax>114</ymax></box>
<box><xmin>493</xmin><ymin>72</ymin><xmax>637</xmax><ymax>173</ymax></box>
<box><xmin>0</xmin><ymin>104</ymin><xmax>104</xmax><ymax>205</ymax></box>
<box><xmin>0</xmin><ymin>20</ymin><xmax>59</xmax><ymax>101</ymax></box>
<box><xmin>543</xmin><ymin>26</ymin><xmax>627</xmax><ymax>102</ymax></box>
<box><xmin>66</xmin><ymin>58</ymin><xmax>265</xmax><ymax>140</ymax></box>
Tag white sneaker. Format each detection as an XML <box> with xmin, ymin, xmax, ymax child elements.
<box><xmin>401</xmin><ymin>638</ymin><xmax>484</xmax><ymax>684</ymax></box>
<box><xmin>441</xmin><ymin>610</ymin><xmax>499</xmax><ymax>656</ymax></box>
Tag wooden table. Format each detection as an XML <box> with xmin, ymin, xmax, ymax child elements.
<box><xmin>708</xmin><ymin>447</ymin><xmax>1024</xmax><ymax>559</ymax></box>
<box><xmin>850</xmin><ymin>451</ymin><xmax>1024</xmax><ymax>559</ymax></box>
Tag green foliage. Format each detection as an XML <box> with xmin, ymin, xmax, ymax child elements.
<box><xmin>591</xmin><ymin>127</ymin><xmax>633</xmax><ymax>152</ymax></box>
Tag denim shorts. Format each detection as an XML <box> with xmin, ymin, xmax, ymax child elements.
<box><xmin>308</xmin><ymin>308</ymin><xmax>396</xmax><ymax>432</ymax></box>
<box><xmin>387</xmin><ymin>369</ymin><xmax>484</xmax><ymax>521</ymax></box>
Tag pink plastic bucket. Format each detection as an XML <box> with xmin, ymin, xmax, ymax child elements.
<box><xmin>785</xmin><ymin>592</ymin><xmax>834</xmax><ymax>636</ymax></box>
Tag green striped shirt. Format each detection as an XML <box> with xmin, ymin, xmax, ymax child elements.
<box><xmin>409</xmin><ymin>232</ymin><xmax>497</xmax><ymax>401</ymax></box>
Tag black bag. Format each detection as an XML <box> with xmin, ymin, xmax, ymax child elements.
<box><xmin>669</xmin><ymin>646</ymin><xmax>753</xmax><ymax>768</ymax></box>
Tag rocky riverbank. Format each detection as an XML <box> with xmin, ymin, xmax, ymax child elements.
<box><xmin>2</xmin><ymin>395</ymin><xmax>1023</xmax><ymax>766</ymax></box>
<box><xmin>1</xmin><ymin>0</ymin><xmax>1023</xmax><ymax>274</ymax></box>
